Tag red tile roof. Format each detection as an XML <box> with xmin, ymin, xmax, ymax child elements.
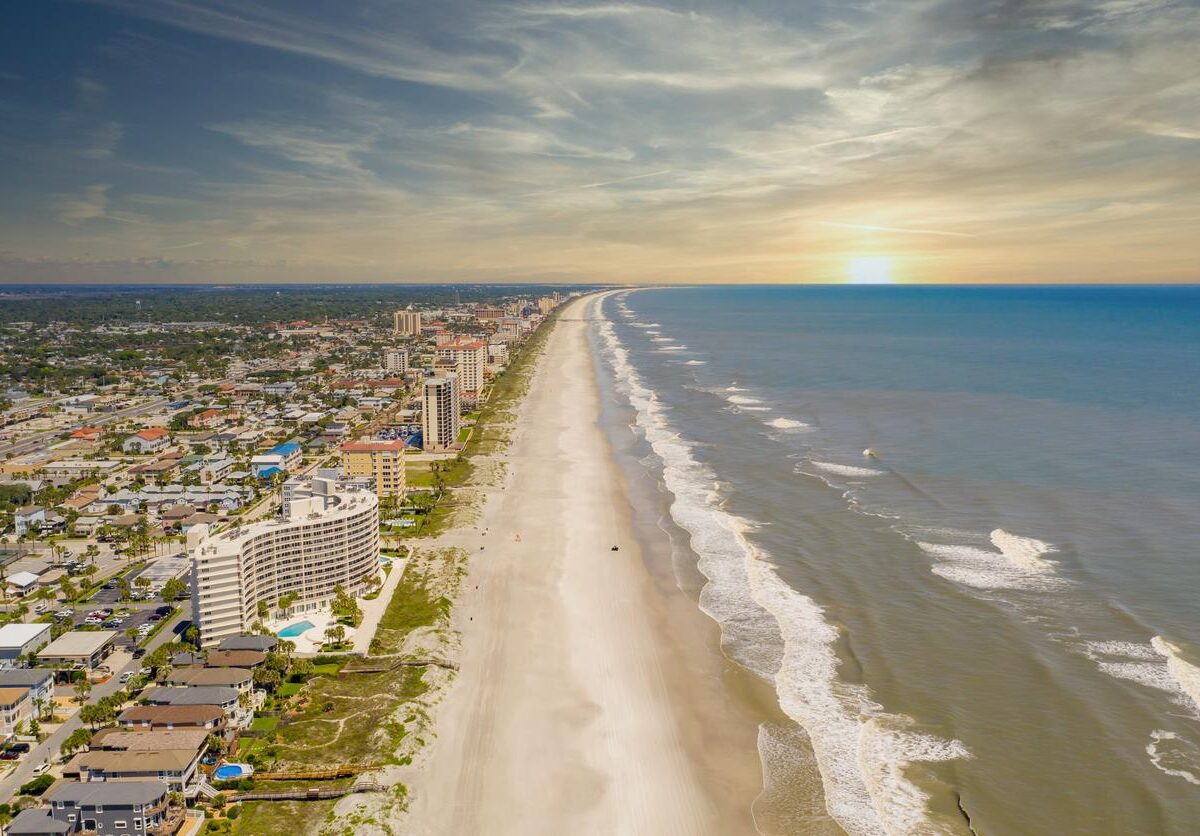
<box><xmin>341</xmin><ymin>441</ymin><xmax>407</xmax><ymax>453</ymax></box>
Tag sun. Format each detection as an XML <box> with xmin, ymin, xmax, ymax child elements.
<box><xmin>847</xmin><ymin>256</ymin><xmax>894</xmax><ymax>284</ymax></box>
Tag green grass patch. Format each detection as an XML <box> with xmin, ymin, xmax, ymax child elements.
<box><xmin>276</xmin><ymin>682</ymin><xmax>302</xmax><ymax>698</ymax></box>
<box><xmin>234</xmin><ymin>799</ymin><xmax>338</xmax><ymax>836</ymax></box>
<box><xmin>249</xmin><ymin>715</ymin><xmax>280</xmax><ymax>732</ymax></box>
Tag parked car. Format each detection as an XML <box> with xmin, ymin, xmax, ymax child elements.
<box><xmin>9</xmin><ymin>743</ymin><xmax>31</xmax><ymax>754</ymax></box>
<box><xmin>32</xmin><ymin>761</ymin><xmax>49</xmax><ymax>776</ymax></box>
<box><xmin>119</xmin><ymin>672</ymin><xmax>133</xmax><ymax>684</ymax></box>
<box><xmin>131</xmin><ymin>648</ymin><xmax>146</xmax><ymax>659</ymax></box>
<box><xmin>0</xmin><ymin>751</ymin><xmax>19</xmax><ymax>761</ymax></box>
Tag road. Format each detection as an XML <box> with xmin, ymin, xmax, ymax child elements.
<box><xmin>0</xmin><ymin>606</ymin><xmax>190</xmax><ymax>803</ymax></box>
<box><xmin>0</xmin><ymin>396</ymin><xmax>172</xmax><ymax>459</ymax></box>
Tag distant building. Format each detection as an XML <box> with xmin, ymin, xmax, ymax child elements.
<box><xmin>393</xmin><ymin>309</ymin><xmax>422</xmax><ymax>336</ymax></box>
<box><xmin>422</xmin><ymin>374</ymin><xmax>460</xmax><ymax>452</ymax></box>
<box><xmin>435</xmin><ymin>338</ymin><xmax>487</xmax><ymax>394</ymax></box>
<box><xmin>250</xmin><ymin>440</ymin><xmax>303</xmax><ymax>477</ymax></box>
<box><xmin>383</xmin><ymin>347</ymin><xmax>409</xmax><ymax>375</ymax></box>
<box><xmin>474</xmin><ymin>305</ymin><xmax>505</xmax><ymax>321</ymax></box>
<box><xmin>340</xmin><ymin>440</ymin><xmax>407</xmax><ymax>497</ymax></box>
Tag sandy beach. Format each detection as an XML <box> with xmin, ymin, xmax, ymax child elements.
<box><xmin>401</xmin><ymin>293</ymin><xmax>764</xmax><ymax>835</ymax></box>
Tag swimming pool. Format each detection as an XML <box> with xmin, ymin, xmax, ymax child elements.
<box><xmin>214</xmin><ymin>763</ymin><xmax>253</xmax><ymax>781</ymax></box>
<box><xmin>277</xmin><ymin>620</ymin><xmax>315</xmax><ymax>638</ymax></box>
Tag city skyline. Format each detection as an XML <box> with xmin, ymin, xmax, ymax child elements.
<box><xmin>1</xmin><ymin>1</ymin><xmax>1198</xmax><ymax>285</ymax></box>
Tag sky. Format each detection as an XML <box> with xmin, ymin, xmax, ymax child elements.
<box><xmin>0</xmin><ymin>0</ymin><xmax>1197</xmax><ymax>285</ymax></box>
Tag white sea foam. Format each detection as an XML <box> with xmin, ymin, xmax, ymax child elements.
<box><xmin>1147</xmin><ymin>730</ymin><xmax>1200</xmax><ymax>785</ymax></box>
<box><xmin>1082</xmin><ymin>641</ymin><xmax>1161</xmax><ymax>662</ymax></box>
<box><xmin>766</xmin><ymin>418</ymin><xmax>812</xmax><ymax>431</ymax></box>
<box><xmin>727</xmin><ymin>394</ymin><xmax>763</xmax><ymax>406</ymax></box>
<box><xmin>658</xmin><ymin>346</ymin><xmax>687</xmax><ymax>352</ymax></box>
<box><xmin>916</xmin><ymin>542</ymin><xmax>1067</xmax><ymax>592</ymax></box>
<box><xmin>811</xmin><ymin>461</ymin><xmax>885</xmax><ymax>477</ymax></box>
<box><xmin>685</xmin><ymin>360</ymin><xmax>707</xmax><ymax>365</ymax></box>
<box><xmin>989</xmin><ymin>529</ymin><xmax>1056</xmax><ymax>574</ymax></box>
<box><xmin>597</xmin><ymin>304</ymin><xmax>965</xmax><ymax>836</ymax></box>
<box><xmin>651</xmin><ymin>336</ymin><xmax>674</xmax><ymax>342</ymax></box>
<box><xmin>1152</xmin><ymin>637</ymin><xmax>1200</xmax><ymax>713</ymax></box>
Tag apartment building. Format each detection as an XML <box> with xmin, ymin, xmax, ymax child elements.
<box><xmin>435</xmin><ymin>338</ymin><xmax>487</xmax><ymax>394</ymax></box>
<box><xmin>340</xmin><ymin>440</ymin><xmax>407</xmax><ymax>497</ymax></box>
<box><xmin>383</xmin><ymin>347</ymin><xmax>409</xmax><ymax>375</ymax></box>
<box><xmin>189</xmin><ymin>476</ymin><xmax>380</xmax><ymax>646</ymax></box>
<box><xmin>422</xmin><ymin>373</ymin><xmax>460</xmax><ymax>452</ymax></box>
<box><xmin>393</xmin><ymin>309</ymin><xmax>422</xmax><ymax>336</ymax></box>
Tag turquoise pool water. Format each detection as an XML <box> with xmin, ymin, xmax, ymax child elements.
<box><xmin>215</xmin><ymin>763</ymin><xmax>252</xmax><ymax>780</ymax></box>
<box><xmin>277</xmin><ymin>620</ymin><xmax>314</xmax><ymax>638</ymax></box>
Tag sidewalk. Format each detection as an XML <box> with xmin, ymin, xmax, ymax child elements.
<box><xmin>351</xmin><ymin>557</ymin><xmax>409</xmax><ymax>654</ymax></box>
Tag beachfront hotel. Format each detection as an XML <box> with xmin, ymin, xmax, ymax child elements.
<box><xmin>422</xmin><ymin>373</ymin><xmax>460</xmax><ymax>452</ymax></box>
<box><xmin>188</xmin><ymin>475</ymin><xmax>380</xmax><ymax>647</ymax></box>
<box><xmin>393</xmin><ymin>309</ymin><xmax>422</xmax><ymax>336</ymax></box>
<box><xmin>435</xmin><ymin>337</ymin><xmax>488</xmax><ymax>394</ymax></box>
<box><xmin>340</xmin><ymin>439</ymin><xmax>408</xmax><ymax>497</ymax></box>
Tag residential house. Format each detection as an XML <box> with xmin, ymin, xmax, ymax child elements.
<box><xmin>122</xmin><ymin>428</ymin><xmax>170</xmax><ymax>454</ymax></box>
<box><xmin>117</xmin><ymin>704</ymin><xmax>226</xmax><ymax>734</ymax></box>
<box><xmin>13</xmin><ymin>506</ymin><xmax>45</xmax><ymax>537</ymax></box>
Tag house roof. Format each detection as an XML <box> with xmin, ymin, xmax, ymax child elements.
<box><xmin>217</xmin><ymin>634</ymin><xmax>278</xmax><ymax>652</ymax></box>
<box><xmin>118</xmin><ymin>704</ymin><xmax>225</xmax><ymax>725</ymax></box>
<box><xmin>166</xmin><ymin>667</ymin><xmax>252</xmax><ymax>687</ymax></box>
<box><xmin>0</xmin><ymin>668</ymin><xmax>53</xmax><ymax>688</ymax></box>
<box><xmin>206</xmin><ymin>649</ymin><xmax>267</xmax><ymax>668</ymax></box>
<box><xmin>6</xmin><ymin>808</ymin><xmax>70</xmax><ymax>835</ymax></box>
<box><xmin>0</xmin><ymin>622</ymin><xmax>51</xmax><ymax>648</ymax></box>
<box><xmin>133</xmin><ymin>428</ymin><xmax>169</xmax><ymax>441</ymax></box>
<box><xmin>147</xmin><ymin>685</ymin><xmax>238</xmax><ymax>705</ymax></box>
<box><xmin>91</xmin><ymin>728</ymin><xmax>208</xmax><ymax>752</ymax></box>
<box><xmin>340</xmin><ymin>440</ymin><xmax>407</xmax><ymax>453</ymax></box>
<box><xmin>0</xmin><ymin>687</ymin><xmax>30</xmax><ymax>707</ymax></box>
<box><xmin>6</xmin><ymin>571</ymin><xmax>40</xmax><ymax>587</ymax></box>
<box><xmin>77</xmin><ymin>747</ymin><xmax>198</xmax><ymax>773</ymax></box>
<box><xmin>37</xmin><ymin>630</ymin><xmax>117</xmax><ymax>658</ymax></box>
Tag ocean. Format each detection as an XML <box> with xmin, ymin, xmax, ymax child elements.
<box><xmin>592</xmin><ymin>285</ymin><xmax>1200</xmax><ymax>835</ymax></box>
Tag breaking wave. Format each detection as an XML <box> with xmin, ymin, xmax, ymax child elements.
<box><xmin>766</xmin><ymin>418</ymin><xmax>812</xmax><ymax>431</ymax></box>
<box><xmin>810</xmin><ymin>461</ymin><xmax>885</xmax><ymax>478</ymax></box>
<box><xmin>597</xmin><ymin>294</ymin><xmax>966</xmax><ymax>836</ymax></box>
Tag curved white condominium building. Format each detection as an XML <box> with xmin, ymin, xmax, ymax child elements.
<box><xmin>188</xmin><ymin>477</ymin><xmax>380</xmax><ymax>647</ymax></box>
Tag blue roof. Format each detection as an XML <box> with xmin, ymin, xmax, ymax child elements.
<box><xmin>257</xmin><ymin>466</ymin><xmax>282</xmax><ymax>480</ymax></box>
<box><xmin>270</xmin><ymin>441</ymin><xmax>302</xmax><ymax>456</ymax></box>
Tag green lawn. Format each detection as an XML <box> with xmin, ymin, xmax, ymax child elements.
<box><xmin>276</xmin><ymin>682</ymin><xmax>302</xmax><ymax>698</ymax></box>
<box><xmin>249</xmin><ymin>716</ymin><xmax>280</xmax><ymax>732</ymax></box>
<box><xmin>235</xmin><ymin>799</ymin><xmax>338</xmax><ymax>836</ymax></box>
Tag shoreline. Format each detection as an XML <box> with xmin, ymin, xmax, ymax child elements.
<box><xmin>397</xmin><ymin>292</ymin><xmax>765</xmax><ymax>834</ymax></box>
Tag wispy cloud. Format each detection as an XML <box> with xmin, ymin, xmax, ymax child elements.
<box><xmin>3</xmin><ymin>0</ymin><xmax>1197</xmax><ymax>282</ymax></box>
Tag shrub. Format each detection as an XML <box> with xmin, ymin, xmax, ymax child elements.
<box><xmin>227</xmin><ymin>805</ymin><xmax>241</xmax><ymax>820</ymax></box>
<box><xmin>18</xmin><ymin>775</ymin><xmax>54</xmax><ymax>796</ymax></box>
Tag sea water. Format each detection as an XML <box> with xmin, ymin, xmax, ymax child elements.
<box><xmin>593</xmin><ymin>286</ymin><xmax>1200</xmax><ymax>834</ymax></box>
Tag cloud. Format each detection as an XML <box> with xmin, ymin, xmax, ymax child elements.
<box><xmin>8</xmin><ymin>0</ymin><xmax>1200</xmax><ymax>282</ymax></box>
<box><xmin>56</xmin><ymin>184</ymin><xmax>111</xmax><ymax>223</ymax></box>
